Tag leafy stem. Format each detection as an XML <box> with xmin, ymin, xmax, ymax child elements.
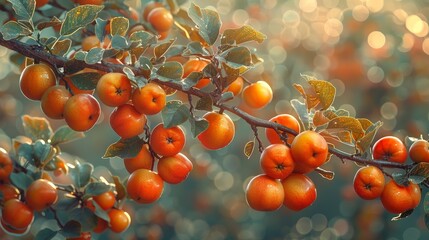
<box><xmin>0</xmin><ymin>36</ymin><xmax>413</xmax><ymax>171</ymax></box>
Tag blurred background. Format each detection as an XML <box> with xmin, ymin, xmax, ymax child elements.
<box><xmin>1</xmin><ymin>0</ymin><xmax>429</xmax><ymax>239</ymax></box>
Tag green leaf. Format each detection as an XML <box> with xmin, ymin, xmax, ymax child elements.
<box><xmin>60</xmin><ymin>5</ymin><xmax>104</xmax><ymax>36</ymax></box>
<box><xmin>73</xmin><ymin>51</ymin><xmax>86</xmax><ymax>61</ymax></box>
<box><xmin>409</xmin><ymin>162</ymin><xmax>429</xmax><ymax>184</ymax></box>
<box><xmin>17</xmin><ymin>143</ymin><xmax>33</xmax><ymax>166</ymax></box>
<box><xmin>8</xmin><ymin>0</ymin><xmax>35</xmax><ymax>21</ymax></box>
<box><xmin>69</xmin><ymin>72</ymin><xmax>102</xmax><ymax>90</ymax></box>
<box><xmin>122</xmin><ymin>67</ymin><xmax>136</xmax><ymax>83</ymax></box>
<box><xmin>85</xmin><ymin>47</ymin><xmax>104</xmax><ymax>64</ymax></box>
<box><xmin>221</xmin><ymin>25</ymin><xmax>267</xmax><ymax>45</ymax></box>
<box><xmin>51</xmin><ymin>39</ymin><xmax>72</xmax><ymax>57</ymax></box>
<box><xmin>244</xmin><ymin>140</ymin><xmax>255</xmax><ymax>159</ymax></box>
<box><xmin>392</xmin><ymin>209</ymin><xmax>414</xmax><ymax>221</ymax></box>
<box><xmin>220</xmin><ymin>92</ymin><xmax>234</xmax><ymax>103</ymax></box>
<box><xmin>221</xmin><ymin>46</ymin><xmax>252</xmax><ymax>69</ymax></box>
<box><xmin>103</xmin><ymin>136</ymin><xmax>144</xmax><ymax>159</ymax></box>
<box><xmin>60</xmin><ymin>221</ymin><xmax>82</xmax><ymax>238</ymax></box>
<box><xmin>22</xmin><ymin>115</ymin><xmax>53</xmax><ymax>141</ymax></box>
<box><xmin>84</xmin><ymin>182</ymin><xmax>112</xmax><ymax>197</ymax></box>
<box><xmin>92</xmin><ymin>200</ymin><xmax>110</xmax><ymax>221</ymax></box>
<box><xmin>137</xmin><ymin>56</ymin><xmax>152</xmax><ymax>79</ymax></box>
<box><xmin>183</xmin><ymin>41</ymin><xmax>210</xmax><ymax>56</ymax></box>
<box><xmin>221</xmin><ymin>62</ymin><xmax>240</xmax><ymax>89</ymax></box>
<box><xmin>111</xmin><ymin>35</ymin><xmax>129</xmax><ymax>50</ymax></box>
<box><xmin>183</xmin><ymin>72</ymin><xmax>204</xmax><ymax>91</ymax></box>
<box><xmin>129</xmin><ymin>30</ymin><xmax>157</xmax><ymax>47</ymax></box>
<box><xmin>35</xmin><ymin>228</ymin><xmax>57</xmax><ymax>240</ymax></box>
<box><xmin>10</xmin><ymin>172</ymin><xmax>34</xmax><ymax>191</ymax></box>
<box><xmin>162</xmin><ymin>101</ymin><xmax>190</xmax><ymax>128</ymax></box>
<box><xmin>112</xmin><ymin>175</ymin><xmax>127</xmax><ymax>201</ymax></box>
<box><xmin>69</xmin><ymin>162</ymin><xmax>93</xmax><ymax>188</ymax></box>
<box><xmin>290</xmin><ymin>99</ymin><xmax>310</xmax><ymax>130</ymax></box>
<box><xmin>95</xmin><ymin>18</ymin><xmax>108</xmax><ymax>41</ymax></box>
<box><xmin>356</xmin><ymin>121</ymin><xmax>383</xmax><ymax>153</ymax></box>
<box><xmin>188</xmin><ymin>3</ymin><xmax>221</xmax><ymax>45</ymax></box>
<box><xmin>424</xmin><ymin>192</ymin><xmax>429</xmax><ymax>214</ymax></box>
<box><xmin>32</xmin><ymin>140</ymin><xmax>54</xmax><ymax>165</ymax></box>
<box><xmin>392</xmin><ymin>171</ymin><xmax>408</xmax><ymax>186</ymax></box>
<box><xmin>51</xmin><ymin>125</ymin><xmax>85</xmax><ymax>145</ymax></box>
<box><xmin>55</xmin><ymin>195</ymin><xmax>79</xmax><ymax>210</ymax></box>
<box><xmin>0</xmin><ymin>21</ymin><xmax>32</xmax><ymax>40</ymax></box>
<box><xmin>189</xmin><ymin>117</ymin><xmax>209</xmax><ymax>138</ymax></box>
<box><xmin>155</xmin><ymin>61</ymin><xmax>183</xmax><ymax>82</ymax></box>
<box><xmin>154</xmin><ymin>39</ymin><xmax>175</xmax><ymax>60</ymax></box>
<box><xmin>195</xmin><ymin>95</ymin><xmax>213</xmax><ymax>111</ymax></box>
<box><xmin>110</xmin><ymin>17</ymin><xmax>129</xmax><ymax>36</ymax></box>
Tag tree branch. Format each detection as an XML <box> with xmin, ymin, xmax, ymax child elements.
<box><xmin>0</xmin><ymin>36</ymin><xmax>412</xmax><ymax>171</ymax></box>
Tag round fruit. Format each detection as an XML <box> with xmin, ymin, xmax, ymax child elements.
<box><xmin>290</xmin><ymin>130</ymin><xmax>328</xmax><ymax>173</ymax></box>
<box><xmin>409</xmin><ymin>139</ymin><xmax>429</xmax><ymax>163</ymax></box>
<box><xmin>197</xmin><ymin>112</ymin><xmax>235</xmax><ymax>150</ymax></box>
<box><xmin>96</xmin><ymin>73</ymin><xmax>132</xmax><ymax>107</ymax></box>
<box><xmin>147</xmin><ymin>7</ymin><xmax>173</xmax><ymax>32</ymax></box>
<box><xmin>25</xmin><ymin>179</ymin><xmax>58</xmax><ymax>211</ymax></box>
<box><xmin>224</xmin><ymin>76</ymin><xmax>244</xmax><ymax>96</ymax></box>
<box><xmin>108</xmin><ymin>209</ymin><xmax>131</xmax><ymax>233</ymax></box>
<box><xmin>1</xmin><ymin>199</ymin><xmax>34</xmax><ymax>230</ymax></box>
<box><xmin>0</xmin><ymin>148</ymin><xmax>13</xmax><ymax>181</ymax></box>
<box><xmin>143</xmin><ymin>2</ymin><xmax>163</xmax><ymax>21</ymax></box>
<box><xmin>126</xmin><ymin>169</ymin><xmax>164</xmax><ymax>204</ymax></box>
<box><xmin>93</xmin><ymin>217</ymin><xmax>108</xmax><ymax>233</ymax></box>
<box><xmin>41</xmin><ymin>85</ymin><xmax>72</xmax><ymax>119</ymax></box>
<box><xmin>265</xmin><ymin>114</ymin><xmax>301</xmax><ymax>145</ymax></box>
<box><xmin>380</xmin><ymin>180</ymin><xmax>421</xmax><ymax>214</ymax></box>
<box><xmin>183</xmin><ymin>59</ymin><xmax>211</xmax><ymax>89</ymax></box>
<box><xmin>124</xmin><ymin>144</ymin><xmax>153</xmax><ymax>174</ymax></box>
<box><xmin>36</xmin><ymin>0</ymin><xmax>49</xmax><ymax>8</ymax></box>
<box><xmin>110</xmin><ymin>104</ymin><xmax>147</xmax><ymax>139</ymax></box>
<box><xmin>0</xmin><ymin>218</ymin><xmax>29</xmax><ymax>236</ymax></box>
<box><xmin>353</xmin><ymin>166</ymin><xmax>385</xmax><ymax>200</ymax></box>
<box><xmin>64</xmin><ymin>94</ymin><xmax>101</xmax><ymax>132</ymax></box>
<box><xmin>67</xmin><ymin>232</ymin><xmax>92</xmax><ymax>240</ymax></box>
<box><xmin>157</xmin><ymin>153</ymin><xmax>193</xmax><ymax>184</ymax></box>
<box><xmin>132</xmin><ymin>83</ymin><xmax>166</xmax><ymax>115</ymax></box>
<box><xmin>93</xmin><ymin>191</ymin><xmax>116</xmax><ymax>210</ymax></box>
<box><xmin>242</xmin><ymin>81</ymin><xmax>273</xmax><ymax>109</ymax></box>
<box><xmin>20</xmin><ymin>64</ymin><xmax>56</xmax><ymax>101</ymax></box>
<box><xmin>81</xmin><ymin>35</ymin><xmax>101</xmax><ymax>51</ymax></box>
<box><xmin>281</xmin><ymin>173</ymin><xmax>317</xmax><ymax>211</ymax></box>
<box><xmin>0</xmin><ymin>184</ymin><xmax>20</xmax><ymax>203</ymax></box>
<box><xmin>260</xmin><ymin>144</ymin><xmax>294</xmax><ymax>179</ymax></box>
<box><xmin>245</xmin><ymin>174</ymin><xmax>284</xmax><ymax>211</ymax></box>
<box><xmin>372</xmin><ymin>136</ymin><xmax>407</xmax><ymax>163</ymax></box>
<box><xmin>149</xmin><ymin>124</ymin><xmax>185</xmax><ymax>157</ymax></box>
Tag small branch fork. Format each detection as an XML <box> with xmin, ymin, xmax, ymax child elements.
<box><xmin>0</xmin><ymin>36</ymin><xmax>412</xmax><ymax>171</ymax></box>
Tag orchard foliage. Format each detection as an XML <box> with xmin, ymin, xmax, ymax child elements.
<box><xmin>0</xmin><ymin>0</ymin><xmax>428</xmax><ymax>239</ymax></box>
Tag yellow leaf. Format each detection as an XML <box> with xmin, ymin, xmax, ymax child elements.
<box><xmin>110</xmin><ymin>17</ymin><xmax>129</xmax><ymax>36</ymax></box>
<box><xmin>358</xmin><ymin>118</ymin><xmax>373</xmax><ymax>131</ymax></box>
<box><xmin>327</xmin><ymin>116</ymin><xmax>365</xmax><ymax>141</ymax></box>
<box><xmin>244</xmin><ymin>140</ymin><xmax>255</xmax><ymax>159</ymax></box>
<box><xmin>308</xmin><ymin>80</ymin><xmax>336</xmax><ymax>110</ymax></box>
<box><xmin>356</xmin><ymin>121</ymin><xmax>383</xmax><ymax>153</ymax></box>
<box><xmin>313</xmin><ymin>110</ymin><xmax>330</xmax><ymax>127</ymax></box>
<box><xmin>315</xmin><ymin>168</ymin><xmax>335</xmax><ymax>180</ymax></box>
